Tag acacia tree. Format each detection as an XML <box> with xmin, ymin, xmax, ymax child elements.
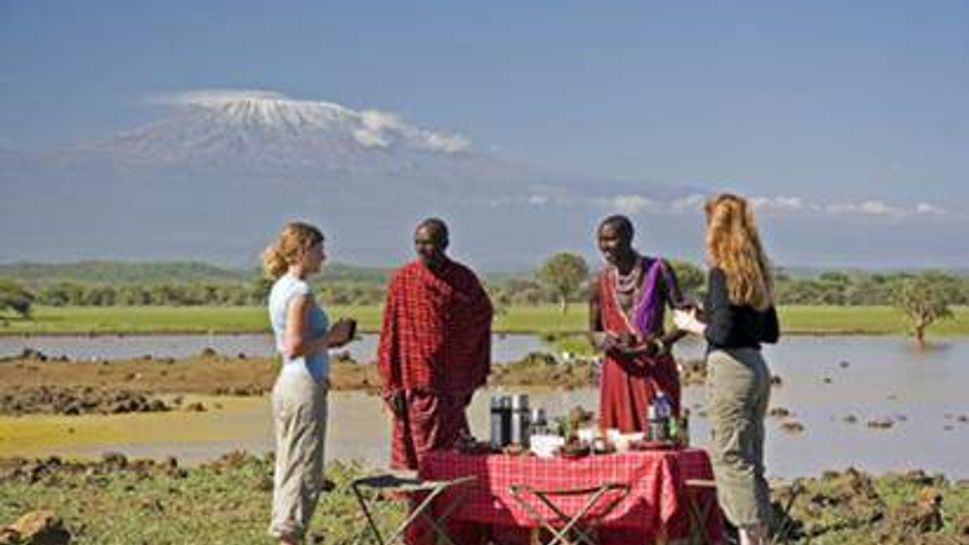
<box><xmin>669</xmin><ymin>260</ymin><xmax>704</xmax><ymax>298</ymax></box>
<box><xmin>893</xmin><ymin>272</ymin><xmax>955</xmax><ymax>348</ymax></box>
<box><xmin>0</xmin><ymin>280</ymin><xmax>35</xmax><ymax>320</ymax></box>
<box><xmin>537</xmin><ymin>252</ymin><xmax>589</xmax><ymax>314</ymax></box>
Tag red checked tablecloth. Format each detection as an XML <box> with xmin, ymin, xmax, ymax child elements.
<box><xmin>417</xmin><ymin>448</ymin><xmax>724</xmax><ymax>545</ymax></box>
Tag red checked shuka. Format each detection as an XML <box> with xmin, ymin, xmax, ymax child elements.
<box><xmin>378</xmin><ymin>259</ymin><xmax>493</xmax><ymax>470</ymax></box>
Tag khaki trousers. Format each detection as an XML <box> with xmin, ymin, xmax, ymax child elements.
<box><xmin>268</xmin><ymin>371</ymin><xmax>328</xmax><ymax>540</ymax></box>
<box><xmin>707</xmin><ymin>348</ymin><xmax>772</xmax><ymax>528</ymax></box>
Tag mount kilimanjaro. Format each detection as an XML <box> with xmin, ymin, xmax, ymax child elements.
<box><xmin>0</xmin><ymin>91</ymin><xmax>694</xmax><ymax>268</ymax></box>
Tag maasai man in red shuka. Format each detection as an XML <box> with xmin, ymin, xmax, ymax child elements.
<box><xmin>378</xmin><ymin>218</ymin><xmax>493</xmax><ymax>470</ymax></box>
<box><xmin>590</xmin><ymin>215</ymin><xmax>686</xmax><ymax>433</ymax></box>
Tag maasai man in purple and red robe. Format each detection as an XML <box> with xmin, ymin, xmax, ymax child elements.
<box><xmin>590</xmin><ymin>215</ymin><xmax>685</xmax><ymax>432</ymax></box>
<box><xmin>378</xmin><ymin>218</ymin><xmax>493</xmax><ymax>470</ymax></box>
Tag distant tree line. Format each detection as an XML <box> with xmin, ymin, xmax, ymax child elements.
<box><xmin>1</xmin><ymin>260</ymin><xmax>968</xmax><ymax>314</ymax></box>
<box><xmin>773</xmin><ymin>270</ymin><xmax>969</xmax><ymax>306</ymax></box>
<box><xmin>0</xmin><ymin>278</ymin><xmax>389</xmax><ymax>309</ymax></box>
<box><xmin>34</xmin><ymin>282</ymin><xmax>265</xmax><ymax>307</ymax></box>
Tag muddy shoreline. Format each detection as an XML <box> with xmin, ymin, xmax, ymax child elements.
<box><xmin>2</xmin><ymin>349</ymin><xmax>705</xmax><ymax>416</ymax></box>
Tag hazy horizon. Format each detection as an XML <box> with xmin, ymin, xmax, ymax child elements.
<box><xmin>2</xmin><ymin>1</ymin><xmax>966</xmax><ymax>269</ymax></box>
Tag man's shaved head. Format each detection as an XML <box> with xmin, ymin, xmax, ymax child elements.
<box><xmin>416</xmin><ymin>218</ymin><xmax>449</xmax><ymax>241</ymax></box>
<box><xmin>414</xmin><ymin>217</ymin><xmax>450</xmax><ymax>270</ymax></box>
<box><xmin>597</xmin><ymin>214</ymin><xmax>636</xmax><ymax>269</ymax></box>
<box><xmin>599</xmin><ymin>215</ymin><xmax>634</xmax><ymax>243</ymax></box>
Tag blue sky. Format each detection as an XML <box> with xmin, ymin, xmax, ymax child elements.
<box><xmin>1</xmin><ymin>1</ymin><xmax>967</xmax><ymax>266</ymax></box>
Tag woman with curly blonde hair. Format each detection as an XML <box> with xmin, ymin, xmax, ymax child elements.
<box><xmin>675</xmin><ymin>194</ymin><xmax>780</xmax><ymax>545</ymax></box>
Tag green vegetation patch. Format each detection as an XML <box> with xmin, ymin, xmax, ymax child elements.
<box><xmin>2</xmin><ymin>304</ymin><xmax>968</xmax><ymax>335</ymax></box>
<box><xmin>1</xmin><ymin>455</ymin><xmax>966</xmax><ymax>544</ymax></box>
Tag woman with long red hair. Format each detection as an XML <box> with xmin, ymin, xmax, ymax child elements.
<box><xmin>675</xmin><ymin>194</ymin><xmax>780</xmax><ymax>545</ymax></box>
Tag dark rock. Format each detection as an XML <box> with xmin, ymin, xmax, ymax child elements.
<box><xmin>1</xmin><ymin>510</ymin><xmax>71</xmax><ymax>545</ymax></box>
<box><xmin>19</xmin><ymin>348</ymin><xmax>48</xmax><ymax>361</ymax></box>
<box><xmin>101</xmin><ymin>452</ymin><xmax>127</xmax><ymax>469</ymax></box>
<box><xmin>769</xmin><ymin>407</ymin><xmax>792</xmax><ymax>418</ymax></box>
<box><xmin>780</xmin><ymin>421</ymin><xmax>805</xmax><ymax>434</ymax></box>
<box><xmin>200</xmin><ymin>347</ymin><xmax>218</xmax><ymax>359</ymax></box>
<box><xmin>954</xmin><ymin>513</ymin><xmax>969</xmax><ymax>536</ymax></box>
<box><xmin>867</xmin><ymin>418</ymin><xmax>895</xmax><ymax>429</ymax></box>
<box><xmin>256</xmin><ymin>476</ymin><xmax>274</xmax><ymax>492</ymax></box>
<box><xmin>888</xmin><ymin>487</ymin><xmax>944</xmax><ymax>534</ymax></box>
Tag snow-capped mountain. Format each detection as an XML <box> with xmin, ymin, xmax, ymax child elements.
<box><xmin>76</xmin><ymin>91</ymin><xmax>477</xmax><ymax>172</ymax></box>
<box><xmin>0</xmin><ymin>90</ymin><xmax>697</xmax><ymax>267</ymax></box>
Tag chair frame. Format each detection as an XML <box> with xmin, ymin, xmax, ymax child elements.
<box><xmin>509</xmin><ymin>482</ymin><xmax>631</xmax><ymax>545</ymax></box>
<box><xmin>350</xmin><ymin>473</ymin><xmax>476</xmax><ymax>545</ymax></box>
<box><xmin>682</xmin><ymin>478</ymin><xmax>803</xmax><ymax>545</ymax></box>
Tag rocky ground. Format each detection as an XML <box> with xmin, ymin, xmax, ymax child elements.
<box><xmin>774</xmin><ymin>467</ymin><xmax>969</xmax><ymax>544</ymax></box>
<box><xmin>0</xmin><ymin>385</ymin><xmax>171</xmax><ymax>416</ymax></box>
<box><xmin>0</xmin><ymin>348</ymin><xmax>619</xmax><ymax>415</ymax></box>
<box><xmin>0</xmin><ymin>452</ymin><xmax>967</xmax><ymax>544</ymax></box>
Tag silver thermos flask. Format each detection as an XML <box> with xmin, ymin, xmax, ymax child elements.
<box><xmin>500</xmin><ymin>395</ymin><xmax>513</xmax><ymax>446</ymax></box>
<box><xmin>490</xmin><ymin>396</ymin><xmax>503</xmax><ymax>450</ymax></box>
<box><xmin>511</xmin><ymin>394</ymin><xmax>531</xmax><ymax>446</ymax></box>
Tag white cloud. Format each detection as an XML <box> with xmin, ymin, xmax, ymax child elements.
<box><xmin>592</xmin><ymin>191</ymin><xmax>950</xmax><ymax>221</ymax></box>
<box><xmin>916</xmin><ymin>202</ymin><xmax>947</xmax><ymax>215</ymax></box>
<box><xmin>419</xmin><ymin>132</ymin><xmax>471</xmax><ymax>153</ymax></box>
<box><xmin>527</xmin><ymin>194</ymin><xmax>549</xmax><ymax>206</ymax></box>
<box><xmin>670</xmin><ymin>193</ymin><xmax>707</xmax><ymax>213</ymax></box>
<box><xmin>749</xmin><ymin>195</ymin><xmax>808</xmax><ymax>213</ymax></box>
<box><xmin>825</xmin><ymin>200</ymin><xmax>907</xmax><ymax>217</ymax></box>
<box><xmin>145</xmin><ymin>89</ymin><xmax>288</xmax><ymax>106</ymax></box>
<box><xmin>353</xmin><ymin>110</ymin><xmax>402</xmax><ymax>148</ymax></box>
<box><xmin>607</xmin><ymin>194</ymin><xmax>655</xmax><ymax>214</ymax></box>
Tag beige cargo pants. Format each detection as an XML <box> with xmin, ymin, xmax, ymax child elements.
<box><xmin>707</xmin><ymin>348</ymin><xmax>772</xmax><ymax>529</ymax></box>
<box><xmin>268</xmin><ymin>371</ymin><xmax>329</xmax><ymax>541</ymax></box>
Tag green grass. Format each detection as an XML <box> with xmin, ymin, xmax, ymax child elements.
<box><xmin>1</xmin><ymin>455</ymin><xmax>966</xmax><ymax>544</ymax></box>
<box><xmin>0</xmin><ymin>455</ymin><xmax>391</xmax><ymax>545</ymax></box>
<box><xmin>777</xmin><ymin>305</ymin><xmax>969</xmax><ymax>335</ymax></box>
<box><xmin>1</xmin><ymin>304</ymin><xmax>968</xmax><ymax>335</ymax></box>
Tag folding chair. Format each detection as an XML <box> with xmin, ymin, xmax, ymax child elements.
<box><xmin>769</xmin><ymin>480</ymin><xmax>802</xmax><ymax>545</ymax></box>
<box><xmin>682</xmin><ymin>479</ymin><xmax>803</xmax><ymax>545</ymax></box>
<box><xmin>683</xmin><ymin>479</ymin><xmax>720</xmax><ymax>545</ymax></box>
<box><xmin>509</xmin><ymin>482</ymin><xmax>630</xmax><ymax>545</ymax></box>
<box><xmin>350</xmin><ymin>473</ymin><xmax>476</xmax><ymax>545</ymax></box>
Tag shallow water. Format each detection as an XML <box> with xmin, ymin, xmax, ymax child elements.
<box><xmin>0</xmin><ymin>332</ymin><xmax>546</xmax><ymax>364</ymax></box>
<box><xmin>4</xmin><ymin>335</ymin><xmax>968</xmax><ymax>478</ymax></box>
